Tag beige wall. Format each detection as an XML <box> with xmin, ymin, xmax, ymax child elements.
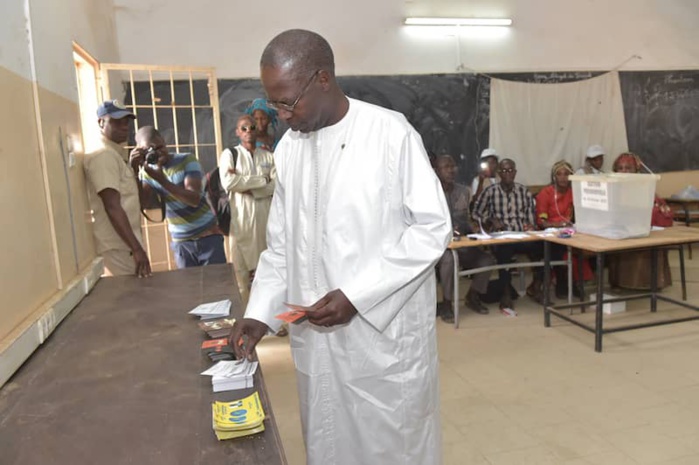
<box><xmin>0</xmin><ymin>66</ymin><xmax>58</xmax><ymax>344</ymax></box>
<box><xmin>35</xmin><ymin>87</ymin><xmax>96</xmax><ymax>281</ymax></box>
<box><xmin>0</xmin><ymin>0</ymin><xmax>119</xmax><ymax>359</ymax></box>
<box><xmin>656</xmin><ymin>171</ymin><xmax>699</xmax><ymax>198</ymax></box>
<box><xmin>115</xmin><ymin>0</ymin><xmax>699</xmax><ymax>78</ymax></box>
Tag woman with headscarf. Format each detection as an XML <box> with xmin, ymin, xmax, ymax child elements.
<box><xmin>536</xmin><ymin>161</ymin><xmax>590</xmax><ymax>298</ymax></box>
<box><xmin>536</xmin><ymin>160</ymin><xmax>574</xmax><ymax>229</ymax></box>
<box><xmin>245</xmin><ymin>98</ymin><xmax>278</xmax><ymax>152</ymax></box>
<box><xmin>608</xmin><ymin>152</ymin><xmax>674</xmax><ymax>289</ymax></box>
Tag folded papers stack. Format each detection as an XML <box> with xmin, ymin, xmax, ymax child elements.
<box><xmin>211</xmin><ymin>391</ymin><xmax>266</xmax><ymax>440</ymax></box>
<box><xmin>189</xmin><ymin>299</ymin><xmax>231</xmax><ymax>320</ymax></box>
<box><xmin>201</xmin><ymin>358</ymin><xmax>258</xmax><ymax>392</ymax></box>
<box><xmin>198</xmin><ymin>317</ymin><xmax>236</xmax><ymax>338</ymax></box>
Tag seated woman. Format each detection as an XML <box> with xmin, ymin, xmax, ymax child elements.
<box><xmin>608</xmin><ymin>152</ymin><xmax>674</xmax><ymax>290</ymax></box>
<box><xmin>245</xmin><ymin>98</ymin><xmax>278</xmax><ymax>152</ymax></box>
<box><xmin>536</xmin><ymin>161</ymin><xmax>578</xmax><ymax>298</ymax></box>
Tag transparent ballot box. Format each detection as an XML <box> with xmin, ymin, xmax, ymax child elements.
<box><xmin>569</xmin><ymin>173</ymin><xmax>660</xmax><ymax>240</ymax></box>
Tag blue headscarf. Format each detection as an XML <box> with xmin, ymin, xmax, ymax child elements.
<box><xmin>245</xmin><ymin>98</ymin><xmax>278</xmax><ymax>129</ymax></box>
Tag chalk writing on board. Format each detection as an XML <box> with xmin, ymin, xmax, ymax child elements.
<box><xmin>493</xmin><ymin>71</ymin><xmax>604</xmax><ymax>84</ymax></box>
<box><xmin>620</xmin><ymin>70</ymin><xmax>699</xmax><ymax>172</ymax></box>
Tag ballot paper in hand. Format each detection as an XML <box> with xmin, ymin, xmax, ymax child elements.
<box><xmin>275</xmin><ymin>302</ymin><xmax>314</xmax><ymax>324</ymax></box>
<box><xmin>189</xmin><ymin>299</ymin><xmax>231</xmax><ymax>320</ymax></box>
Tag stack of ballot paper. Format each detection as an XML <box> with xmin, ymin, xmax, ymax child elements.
<box><xmin>211</xmin><ymin>391</ymin><xmax>266</xmax><ymax>440</ymax></box>
<box><xmin>198</xmin><ymin>317</ymin><xmax>236</xmax><ymax>338</ymax></box>
<box><xmin>202</xmin><ymin>358</ymin><xmax>258</xmax><ymax>392</ymax></box>
<box><xmin>189</xmin><ymin>299</ymin><xmax>231</xmax><ymax>320</ymax></box>
<box><xmin>201</xmin><ymin>337</ymin><xmax>236</xmax><ymax>362</ymax></box>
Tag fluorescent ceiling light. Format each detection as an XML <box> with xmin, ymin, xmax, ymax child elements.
<box><xmin>404</xmin><ymin>17</ymin><xmax>512</xmax><ymax>27</ymax></box>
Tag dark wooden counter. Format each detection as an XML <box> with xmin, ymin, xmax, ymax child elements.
<box><xmin>0</xmin><ymin>264</ymin><xmax>287</xmax><ymax>465</ymax></box>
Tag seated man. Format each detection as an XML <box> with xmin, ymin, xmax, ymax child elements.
<box><xmin>131</xmin><ymin>126</ymin><xmax>227</xmax><ymax>268</ymax></box>
<box><xmin>434</xmin><ymin>155</ymin><xmax>495</xmax><ymax>322</ymax></box>
<box><xmin>472</xmin><ymin>158</ymin><xmax>542</xmax><ymax>310</ymax></box>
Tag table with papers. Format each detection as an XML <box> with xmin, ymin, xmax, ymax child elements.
<box><xmin>447</xmin><ymin>230</ymin><xmax>570</xmax><ymax>328</ymax></box>
<box><xmin>0</xmin><ymin>264</ymin><xmax>287</xmax><ymax>465</ymax></box>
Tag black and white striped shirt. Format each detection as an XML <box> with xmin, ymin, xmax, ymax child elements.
<box><xmin>472</xmin><ymin>182</ymin><xmax>535</xmax><ymax>231</ymax></box>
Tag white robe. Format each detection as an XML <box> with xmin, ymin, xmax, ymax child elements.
<box><xmin>219</xmin><ymin>145</ymin><xmax>275</xmax><ymax>273</ymax></box>
<box><xmin>246</xmin><ymin>99</ymin><xmax>451</xmax><ymax>465</ymax></box>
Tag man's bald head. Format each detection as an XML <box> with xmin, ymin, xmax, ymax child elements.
<box><xmin>435</xmin><ymin>155</ymin><xmax>458</xmax><ymax>185</ymax></box>
<box><xmin>435</xmin><ymin>155</ymin><xmax>456</xmax><ymax>168</ymax></box>
<box><xmin>237</xmin><ymin>114</ymin><xmax>253</xmax><ymax>126</ymax></box>
<box><xmin>135</xmin><ymin>126</ymin><xmax>163</xmax><ymax>145</ymax></box>
<box><xmin>260</xmin><ymin>29</ymin><xmax>335</xmax><ymax>80</ymax></box>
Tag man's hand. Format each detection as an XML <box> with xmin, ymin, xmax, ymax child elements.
<box><xmin>229</xmin><ymin>318</ymin><xmax>269</xmax><ymax>361</ymax></box>
<box><xmin>306</xmin><ymin>289</ymin><xmax>358</xmax><ymax>328</ymax></box>
<box><xmin>523</xmin><ymin>223</ymin><xmax>535</xmax><ymax>232</ymax></box>
<box><xmin>132</xmin><ymin>247</ymin><xmax>152</xmax><ymax>278</ymax></box>
<box><xmin>142</xmin><ymin>163</ymin><xmax>168</xmax><ymax>184</ymax></box>
<box><xmin>129</xmin><ymin>147</ymin><xmax>145</xmax><ymax>171</ymax></box>
<box><xmin>489</xmin><ymin>218</ymin><xmax>505</xmax><ymax>232</ymax></box>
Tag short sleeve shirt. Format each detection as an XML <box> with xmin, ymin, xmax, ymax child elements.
<box><xmin>83</xmin><ymin>136</ymin><xmax>143</xmax><ymax>253</ymax></box>
<box><xmin>140</xmin><ymin>153</ymin><xmax>217</xmax><ymax>241</ymax></box>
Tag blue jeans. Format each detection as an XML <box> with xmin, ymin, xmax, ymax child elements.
<box><xmin>171</xmin><ymin>234</ymin><xmax>227</xmax><ymax>269</ymax></box>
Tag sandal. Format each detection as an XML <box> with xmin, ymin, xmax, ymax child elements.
<box><xmin>526</xmin><ymin>284</ymin><xmax>538</xmax><ymax>298</ymax></box>
<box><xmin>526</xmin><ymin>283</ymin><xmax>546</xmax><ymax>304</ymax></box>
<box><xmin>276</xmin><ymin>327</ymin><xmax>289</xmax><ymax>337</ymax></box>
<box><xmin>499</xmin><ymin>298</ymin><xmax>514</xmax><ymax>312</ymax></box>
<box><xmin>466</xmin><ymin>294</ymin><xmax>489</xmax><ymax>314</ymax></box>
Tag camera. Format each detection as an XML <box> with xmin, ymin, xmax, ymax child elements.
<box><xmin>480</xmin><ymin>161</ymin><xmax>489</xmax><ymax>170</ymax></box>
<box><xmin>145</xmin><ymin>147</ymin><xmax>159</xmax><ymax>164</ymax></box>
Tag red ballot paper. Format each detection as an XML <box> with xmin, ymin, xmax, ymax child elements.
<box><xmin>275</xmin><ymin>302</ymin><xmax>314</xmax><ymax>324</ymax></box>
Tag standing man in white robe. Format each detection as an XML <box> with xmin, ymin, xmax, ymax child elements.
<box><xmin>230</xmin><ymin>29</ymin><xmax>451</xmax><ymax>465</ymax></box>
<box><xmin>219</xmin><ymin>114</ymin><xmax>275</xmax><ymax>301</ymax></box>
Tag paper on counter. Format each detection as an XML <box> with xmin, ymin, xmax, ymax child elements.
<box><xmin>493</xmin><ymin>233</ymin><xmax>530</xmax><ymax>239</ymax></box>
<box><xmin>189</xmin><ymin>299</ymin><xmax>231</xmax><ymax>319</ymax></box>
<box><xmin>202</xmin><ymin>359</ymin><xmax>249</xmax><ymax>377</ymax></box>
<box><xmin>466</xmin><ymin>233</ymin><xmax>492</xmax><ymax>240</ymax></box>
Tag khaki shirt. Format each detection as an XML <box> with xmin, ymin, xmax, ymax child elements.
<box><xmin>84</xmin><ymin>136</ymin><xmax>143</xmax><ymax>253</ymax></box>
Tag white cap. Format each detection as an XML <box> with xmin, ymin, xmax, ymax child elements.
<box><xmin>586</xmin><ymin>145</ymin><xmax>605</xmax><ymax>159</ymax></box>
<box><xmin>480</xmin><ymin>148</ymin><xmax>498</xmax><ymax>159</ymax></box>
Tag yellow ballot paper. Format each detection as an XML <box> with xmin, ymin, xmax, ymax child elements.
<box><xmin>211</xmin><ymin>391</ymin><xmax>266</xmax><ymax>440</ymax></box>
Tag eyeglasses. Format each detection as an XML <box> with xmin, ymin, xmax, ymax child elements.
<box><xmin>498</xmin><ymin>168</ymin><xmax>516</xmax><ymax>174</ymax></box>
<box><xmin>239</xmin><ymin>125</ymin><xmax>257</xmax><ymax>132</ymax></box>
<box><xmin>266</xmin><ymin>70</ymin><xmax>320</xmax><ymax>113</ymax></box>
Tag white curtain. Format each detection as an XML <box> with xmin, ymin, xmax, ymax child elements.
<box><xmin>489</xmin><ymin>72</ymin><xmax>629</xmax><ymax>185</ymax></box>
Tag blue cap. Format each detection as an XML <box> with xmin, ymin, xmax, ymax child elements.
<box><xmin>96</xmin><ymin>100</ymin><xmax>135</xmax><ymax>119</ymax></box>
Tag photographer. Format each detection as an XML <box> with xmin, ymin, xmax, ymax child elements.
<box><xmin>129</xmin><ymin>126</ymin><xmax>226</xmax><ymax>269</ymax></box>
<box><xmin>470</xmin><ymin>148</ymin><xmax>499</xmax><ymax>203</ymax></box>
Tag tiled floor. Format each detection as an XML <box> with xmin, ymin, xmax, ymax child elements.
<box><xmin>256</xmin><ymin>249</ymin><xmax>699</xmax><ymax>465</ymax></box>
